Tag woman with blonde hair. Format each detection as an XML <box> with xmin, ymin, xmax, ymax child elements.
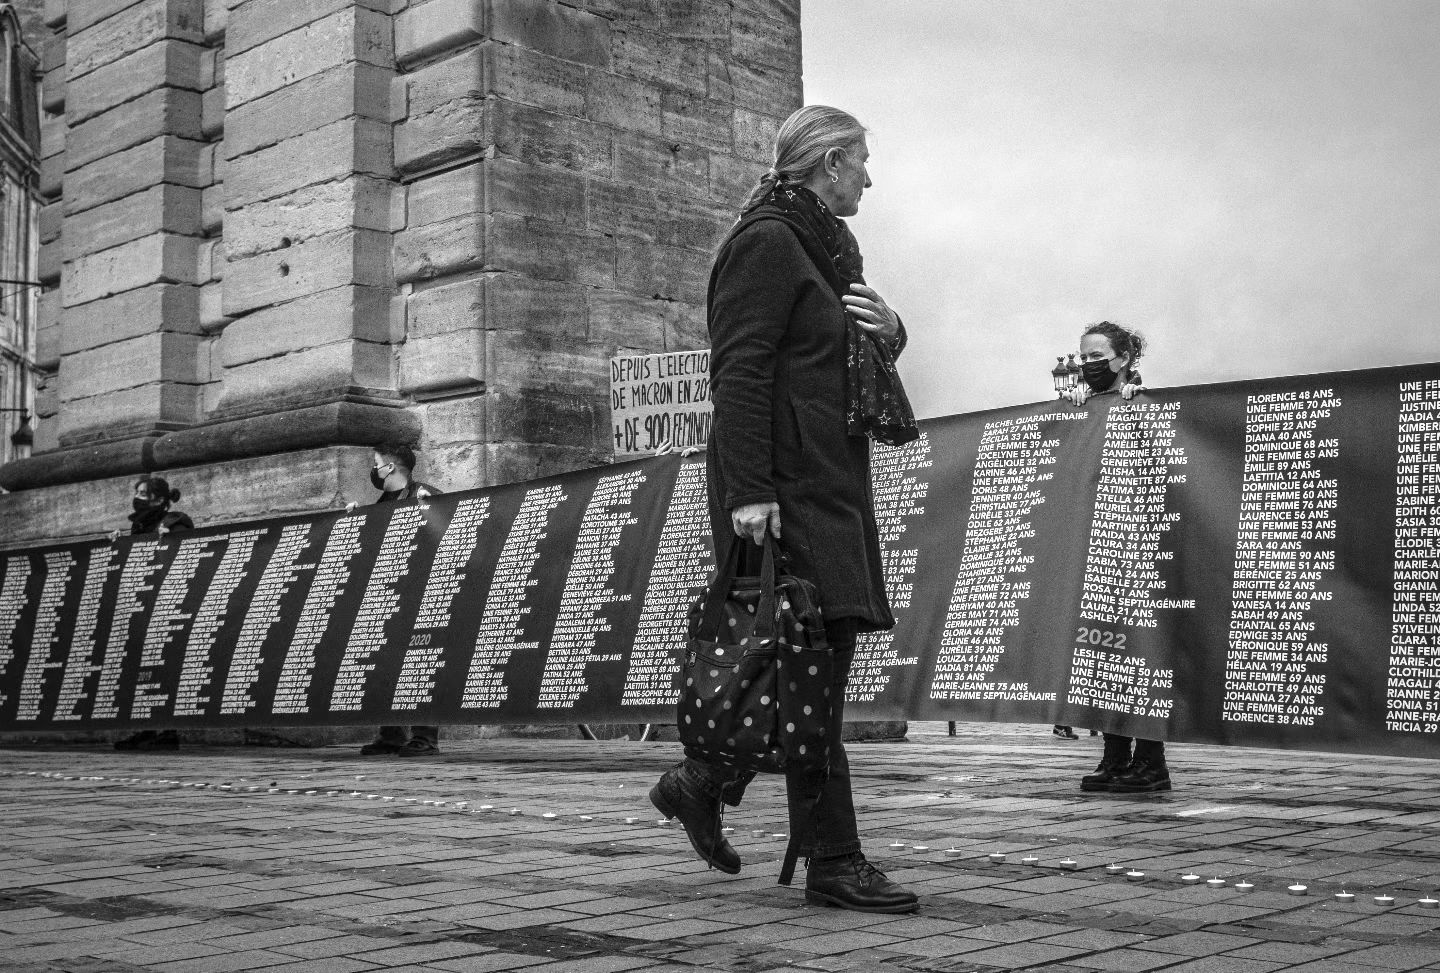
<box><xmin>650</xmin><ymin>105</ymin><xmax>919</xmax><ymax>913</ymax></box>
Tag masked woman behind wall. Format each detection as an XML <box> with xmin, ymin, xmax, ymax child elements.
<box><xmin>649</xmin><ymin>105</ymin><xmax>921</xmax><ymax>914</ymax></box>
<box><xmin>113</xmin><ymin>476</ymin><xmax>193</xmax><ymax>751</ymax></box>
<box><xmin>1067</xmin><ymin>321</ymin><xmax>1172</xmax><ymax>793</ymax></box>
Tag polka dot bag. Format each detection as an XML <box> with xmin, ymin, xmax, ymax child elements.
<box><xmin>678</xmin><ymin>534</ymin><xmax>834</xmax><ymax>777</ymax></box>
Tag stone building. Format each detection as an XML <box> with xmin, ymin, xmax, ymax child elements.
<box><xmin>0</xmin><ymin>1</ymin><xmax>40</xmax><ymax>471</ymax></box>
<box><xmin>0</xmin><ymin>0</ymin><xmax>801</xmax><ymax>547</ymax></box>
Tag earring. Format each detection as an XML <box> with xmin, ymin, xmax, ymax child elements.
<box><xmin>830</xmin><ymin>173</ymin><xmax>839</xmax><ymax>183</ymax></box>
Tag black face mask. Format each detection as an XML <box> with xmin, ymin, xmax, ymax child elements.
<box><xmin>370</xmin><ymin>469</ymin><xmax>388</xmax><ymax>490</ymax></box>
<box><xmin>1081</xmin><ymin>358</ymin><xmax>1119</xmax><ymax>393</ymax></box>
<box><xmin>132</xmin><ymin>498</ymin><xmax>155</xmax><ymax>512</ymax></box>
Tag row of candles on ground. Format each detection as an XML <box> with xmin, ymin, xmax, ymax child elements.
<box><xmin>931</xmin><ymin>844</ymin><xmax>1437</xmax><ymax>906</ymax></box>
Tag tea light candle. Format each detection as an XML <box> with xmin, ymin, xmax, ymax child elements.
<box><xmin>1021</xmin><ymin>855</ymin><xmax>1039</xmax><ymax>865</ymax></box>
<box><xmin>1125</xmin><ymin>870</ymin><xmax>1144</xmax><ymax>881</ymax></box>
<box><xmin>579</xmin><ymin>815</ymin><xmax>594</xmax><ymax>822</ymax></box>
<box><xmin>889</xmin><ymin>841</ymin><xmax>907</xmax><ymax>849</ymax></box>
<box><xmin>1180</xmin><ymin>873</ymin><xmax>1201</xmax><ymax>884</ymax></box>
<box><xmin>1373</xmin><ymin>894</ymin><xmax>1395</xmax><ymax>907</ymax></box>
<box><xmin>944</xmin><ymin>847</ymin><xmax>963</xmax><ymax>857</ymax></box>
<box><xmin>720</xmin><ymin>825</ymin><xmax>734</xmax><ymax>834</ymax></box>
<box><xmin>1059</xmin><ymin>858</ymin><xmax>1078</xmax><ymax>870</ymax></box>
<box><xmin>1206</xmin><ymin>878</ymin><xmax>1226</xmax><ymax>889</ymax></box>
<box><xmin>1417</xmin><ymin>896</ymin><xmax>1439</xmax><ymax>909</ymax></box>
<box><xmin>1105</xmin><ymin>864</ymin><xmax>1125</xmax><ymax>875</ymax></box>
<box><xmin>1334</xmin><ymin>891</ymin><xmax>1355</xmax><ymax>903</ymax></box>
<box><xmin>1288</xmin><ymin>884</ymin><xmax>1308</xmax><ymax>896</ymax></box>
<box><xmin>624</xmin><ymin>816</ymin><xmax>639</xmax><ymax>824</ymax></box>
<box><xmin>913</xmin><ymin>845</ymin><xmax>930</xmax><ymax>852</ymax></box>
<box><xmin>988</xmin><ymin>852</ymin><xmax>1007</xmax><ymax>863</ymax></box>
<box><xmin>1234</xmin><ymin>881</ymin><xmax>1255</xmax><ymax>892</ymax></box>
<box><xmin>542</xmin><ymin>812</ymin><xmax>557</xmax><ymax>820</ymax></box>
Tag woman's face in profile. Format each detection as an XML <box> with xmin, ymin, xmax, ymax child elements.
<box><xmin>831</xmin><ymin>138</ymin><xmax>872</xmax><ymax>217</ymax></box>
<box><xmin>1079</xmin><ymin>333</ymin><xmax>1127</xmax><ymax>385</ymax></box>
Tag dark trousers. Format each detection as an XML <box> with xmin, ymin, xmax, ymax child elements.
<box><xmin>679</xmin><ymin>617</ymin><xmax>861</xmax><ymax>861</ymax></box>
<box><xmin>1103</xmin><ymin>733</ymin><xmax>1165</xmax><ymax>763</ymax></box>
<box><xmin>377</xmin><ymin>725</ymin><xmax>439</xmax><ymax>746</ymax></box>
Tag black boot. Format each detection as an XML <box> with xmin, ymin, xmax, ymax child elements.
<box><xmin>650</xmin><ymin>767</ymin><xmax>741</xmax><ymax>874</ymax></box>
<box><xmin>1110</xmin><ymin>757</ymin><xmax>1171</xmax><ymax>793</ymax></box>
<box><xmin>805</xmin><ymin>853</ymin><xmax>918</xmax><ymax>914</ymax></box>
<box><xmin>1080</xmin><ymin>736</ymin><xmax>1133</xmax><ymax>792</ymax></box>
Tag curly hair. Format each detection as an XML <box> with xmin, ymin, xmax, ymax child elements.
<box><xmin>1082</xmin><ymin>321</ymin><xmax>1145</xmax><ymax>371</ymax></box>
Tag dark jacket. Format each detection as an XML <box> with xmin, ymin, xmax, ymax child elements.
<box><xmin>705</xmin><ymin>218</ymin><xmax>898</xmax><ymax>630</ymax></box>
<box><xmin>129</xmin><ymin>508</ymin><xmax>193</xmax><ymax>535</ymax></box>
<box><xmin>378</xmin><ymin>480</ymin><xmax>440</xmax><ymax>503</ymax></box>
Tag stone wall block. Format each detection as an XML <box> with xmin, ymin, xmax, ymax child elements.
<box><xmin>226</xmin><ymin>6</ymin><xmax>392</xmax><ymax>108</ymax></box>
<box><xmin>56</xmin><ymin>382</ymin><xmax>200</xmax><ymax>445</ymax></box>
<box><xmin>485</xmin><ymin>156</ymin><xmax>586</xmax><ymax>223</ymax></box>
<box><xmin>200</xmin><ymin>184</ymin><xmax>223</xmax><ymax>234</ymax></box>
<box><xmin>39</xmin><ymin>201</ymin><xmax>62</xmax><ymax>245</ymax></box>
<box><xmin>226</xmin><ymin>176</ymin><xmax>390</xmax><ymax>259</ymax></box>
<box><xmin>487</xmin><ymin>99</ymin><xmax>611</xmax><ymax>177</ymax></box>
<box><xmin>66</xmin><ymin>39</ymin><xmax>207</xmax><ymax>124</ymax></box>
<box><xmin>487</xmin><ymin>212</ymin><xmax>614</xmax><ymax>289</ymax></box>
<box><xmin>42</xmin><ymin>62</ymin><xmax>63</xmax><ymax>114</ymax></box>
<box><xmin>218</xmin><ymin>284</ymin><xmax>392</xmax><ymax>367</ymax></box>
<box><xmin>587</xmin><ymin>181</ymin><xmax>726</xmax><ymax>249</ymax></box>
<box><xmin>36</xmin><ymin>291</ymin><xmax>62</xmax><ymax>370</ymax></box>
<box><xmin>43</xmin><ymin>0</ymin><xmax>65</xmax><ymax>28</ymax></box>
<box><xmin>221</xmin><ymin>227</ymin><xmax>391</xmax><ymax>316</ymax></box>
<box><xmin>39</xmin><ymin>154</ymin><xmax>62</xmax><ymax>200</ymax></box>
<box><xmin>38</xmin><ymin>234</ymin><xmax>62</xmax><ymax>284</ymax></box>
<box><xmin>61</xmin><ymin>284</ymin><xmax>202</xmax><ymax>356</ymax></box>
<box><xmin>224</xmin><ymin>62</ymin><xmax>389</xmax><ymax>160</ymax></box>
<box><xmin>485</xmin><ymin>329</ymin><xmax>609</xmax><ymax>394</ymax></box>
<box><xmin>730</xmin><ymin>4</ymin><xmax>802</xmax><ymax>72</ymax></box>
<box><xmin>215</xmin><ymin>339</ymin><xmax>394</xmax><ymax>414</ymax></box>
<box><xmin>584</xmin><ymin>69</ymin><xmax>662</xmax><ymax>136</ymax></box>
<box><xmin>489</xmin><ymin>0</ymin><xmax>611</xmax><ymax>69</ymax></box>
<box><xmin>63</xmin><ymin>233</ymin><xmax>203</xmax><ymax>307</ymax></box>
<box><xmin>488</xmin><ymin>41</ymin><xmax>591</xmax><ymax>117</ymax></box>
<box><xmin>225</xmin><ymin>117</ymin><xmax>391</xmax><ymax>208</ymax></box>
<box><xmin>203</xmin><ymin>0</ymin><xmax>227</xmax><ymax>41</ymax></box>
<box><xmin>709</xmin><ymin>149</ymin><xmax>758</xmax><ymax>208</ymax></box>
<box><xmin>198</xmin><ymin>279</ymin><xmax>229</xmax><ymax>332</ymax></box>
<box><xmin>667</xmin><ymin>300</ymin><xmax>707</xmax><ymax>351</ymax></box>
<box><xmin>67</xmin><ymin>0</ymin><xmax>205</xmax><ymax>81</ymax></box>
<box><xmin>486</xmin><ymin>387</ymin><xmax>606</xmax><ymax>448</ymax></box>
<box><xmin>614</xmin><ymin>236</ymin><xmax>708</xmax><ymax>306</ymax></box>
<box><xmin>65</xmin><ymin>87</ymin><xmax>204</xmax><ymax>173</ymax></box>
<box><xmin>399</xmin><ymin>327</ymin><xmax>483</xmax><ymax>397</ymax></box>
<box><xmin>586</xmin><ymin>288</ymin><xmax>669</xmax><ymax>350</ymax></box>
<box><xmin>68</xmin><ymin>0</ymin><xmax>160</xmax><ymax>34</ymax></box>
<box><xmin>416</xmin><ymin>394</ymin><xmax>484</xmax><ymax>448</ymax></box>
<box><xmin>396</xmin><ymin>0</ymin><xmax>483</xmax><ymax>68</ymax></box>
<box><xmin>65</xmin><ymin>136</ymin><xmax>208</xmax><ymax>215</ymax></box>
<box><xmin>41</xmin><ymin>111</ymin><xmax>65</xmax><ymax>161</ymax></box>
<box><xmin>483</xmin><ymin>442</ymin><xmax>605</xmax><ymax>488</ymax></box>
<box><xmin>392</xmin><ymin>47</ymin><xmax>484</xmax><ymax>174</ymax></box>
<box><xmin>225</xmin><ymin>0</ymin><xmax>389</xmax><ymax>58</ymax></box>
<box><xmin>60</xmin><ymin>332</ymin><xmax>207</xmax><ymax>402</ymax></box>
<box><xmin>660</xmin><ymin>88</ymin><xmax>731</xmax><ymax>152</ymax></box>
<box><xmin>64</xmin><ymin>184</ymin><xmax>203</xmax><ymax>262</ymax></box>
<box><xmin>394</xmin><ymin>212</ymin><xmax>485</xmax><ymax>285</ymax></box>
<box><xmin>35</xmin><ymin>372</ymin><xmax>59</xmax><ymax>420</ymax></box>
<box><xmin>405</xmin><ymin>273</ymin><xmax>587</xmax><ymax>341</ymax></box>
<box><xmin>611</xmin><ymin>129</ymin><xmax>707</xmax><ymax>197</ymax></box>
<box><xmin>609</xmin><ymin>26</ymin><xmax>704</xmax><ymax>95</ymax></box>
<box><xmin>732</xmin><ymin>107</ymin><xmax>785</xmax><ymax>165</ymax></box>
<box><xmin>201</xmin><ymin>81</ymin><xmax>225</xmax><ymax>138</ymax></box>
<box><xmin>42</xmin><ymin>29</ymin><xmax>63</xmax><ymax>76</ymax></box>
<box><xmin>705</xmin><ymin>51</ymin><xmax>799</xmax><ymax>114</ymax></box>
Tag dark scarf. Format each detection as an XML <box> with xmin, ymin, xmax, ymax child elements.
<box><xmin>732</xmin><ymin>185</ymin><xmax>918</xmax><ymax>447</ymax></box>
<box><xmin>128</xmin><ymin>504</ymin><xmax>169</xmax><ymax>535</ymax></box>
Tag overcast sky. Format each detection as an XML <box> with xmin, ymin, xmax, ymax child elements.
<box><xmin>801</xmin><ymin>0</ymin><xmax>1440</xmax><ymax>418</ymax></box>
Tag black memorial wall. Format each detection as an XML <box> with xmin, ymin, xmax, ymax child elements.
<box><xmin>2</xmin><ymin>362</ymin><xmax>1439</xmax><ymax>758</ymax></box>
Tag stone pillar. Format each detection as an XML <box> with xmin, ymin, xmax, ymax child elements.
<box><xmin>0</xmin><ymin>0</ymin><xmax>801</xmax><ymax>548</ymax></box>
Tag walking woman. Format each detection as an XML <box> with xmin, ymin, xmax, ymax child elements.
<box><xmin>1067</xmin><ymin>321</ymin><xmax>1171</xmax><ymax>793</ymax></box>
<box><xmin>650</xmin><ymin>105</ymin><xmax>920</xmax><ymax>913</ymax></box>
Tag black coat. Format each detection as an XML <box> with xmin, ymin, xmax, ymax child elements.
<box><xmin>705</xmin><ymin>218</ymin><xmax>899</xmax><ymax>631</ymax></box>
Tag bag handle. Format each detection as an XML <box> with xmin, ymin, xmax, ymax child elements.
<box><xmin>694</xmin><ymin>530</ymin><xmax>782</xmax><ymax>642</ymax></box>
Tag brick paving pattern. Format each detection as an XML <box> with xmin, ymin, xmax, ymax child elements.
<box><xmin>3</xmin><ymin>723</ymin><xmax>1440</xmax><ymax>972</ymax></box>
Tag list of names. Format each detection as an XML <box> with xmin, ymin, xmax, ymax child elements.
<box><xmin>273</xmin><ymin>517</ymin><xmax>364</xmax><ymax>714</ymax></box>
<box><xmin>851</xmin><ymin>433</ymin><xmax>933</xmax><ymax>702</ymax></box>
<box><xmin>537</xmin><ymin>469</ymin><xmax>647</xmax><ymax>709</ymax></box>
<box><xmin>931</xmin><ymin>412</ymin><xmax>1075</xmax><ymax>701</ymax></box>
<box><xmin>1386</xmin><ymin>378</ymin><xmax>1440</xmax><ymax>733</ymax></box>
<box><xmin>173</xmin><ymin>530</ymin><xmax>262</xmax><ymax>717</ymax></box>
<box><xmin>91</xmin><ymin>540</ymin><xmax>161</xmax><ymax>720</ymax></box>
<box><xmin>622</xmin><ymin>461</ymin><xmax>708</xmax><ymax>706</ymax></box>
<box><xmin>52</xmin><ymin>547</ymin><xmax>121</xmax><ymax>721</ymax></box>
<box><xmin>462</xmin><ymin>483</ymin><xmax>568</xmax><ymax>708</ymax></box>
<box><xmin>1223</xmin><ymin>388</ymin><xmax>1343</xmax><ymax>727</ymax></box>
<box><xmin>13</xmin><ymin>552</ymin><xmax>75</xmax><ymax>721</ymax></box>
<box><xmin>219</xmin><ymin>523</ymin><xmax>315</xmax><ymax>715</ymax></box>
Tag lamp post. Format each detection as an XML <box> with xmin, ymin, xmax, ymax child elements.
<box><xmin>1052</xmin><ymin>354</ymin><xmax>1080</xmax><ymax>398</ymax></box>
<box><xmin>0</xmin><ymin>406</ymin><xmax>33</xmax><ymax>458</ymax></box>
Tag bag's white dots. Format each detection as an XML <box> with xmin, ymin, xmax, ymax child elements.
<box><xmin>708</xmin><ymin>720</ymin><xmax>716</xmax><ymax>729</ymax></box>
<box><xmin>760</xmin><ymin>695</ymin><xmax>770</xmax><ymax>705</ymax></box>
<box><xmin>799</xmin><ymin>745</ymin><xmax>807</xmax><ymax>755</ymax></box>
<box><xmin>808</xmin><ymin>665</ymin><xmax>818</xmax><ymax>675</ymax></box>
<box><xmin>740</xmin><ymin>679</ymin><xmax>750</xmax><ymax>689</ymax></box>
<box><xmin>722</xmin><ymin>700</ymin><xmax>732</xmax><ymax>710</ymax></box>
<box><xmin>786</xmin><ymin>722</ymin><xmax>795</xmax><ymax>733</ymax></box>
<box><xmin>743</xmin><ymin>716</ymin><xmax>753</xmax><ymax>727</ymax></box>
<box><xmin>781</xmin><ymin>600</ymin><xmax>790</xmax><ymax>610</ymax></box>
<box><xmin>694</xmin><ymin>699</ymin><xmax>702</xmax><ymax>708</ymax></box>
<box><xmin>803</xmin><ymin>705</ymin><xmax>812</xmax><ymax>715</ymax></box>
<box><xmin>709</xmin><ymin>670</ymin><xmax>719</xmax><ymax>678</ymax></box>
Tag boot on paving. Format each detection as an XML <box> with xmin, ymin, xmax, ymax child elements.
<box><xmin>650</xmin><ymin>766</ymin><xmax>741</xmax><ymax>874</ymax></box>
<box><xmin>805</xmin><ymin>852</ymin><xmax>918</xmax><ymax>913</ymax></box>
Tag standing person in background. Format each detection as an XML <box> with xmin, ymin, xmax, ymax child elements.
<box><xmin>649</xmin><ymin>105</ymin><xmax>920</xmax><ymax>913</ymax></box>
<box><xmin>358</xmin><ymin>442</ymin><xmax>445</xmax><ymax>758</ymax></box>
<box><xmin>1067</xmin><ymin>321</ymin><xmax>1170</xmax><ymax>793</ymax></box>
<box><xmin>113</xmin><ymin>476</ymin><xmax>193</xmax><ymax>752</ymax></box>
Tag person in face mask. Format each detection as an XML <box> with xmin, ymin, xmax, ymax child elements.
<box><xmin>1067</xmin><ymin>321</ymin><xmax>1145</xmax><ymax>406</ymax></box>
<box><xmin>1064</xmin><ymin>321</ymin><xmax>1171</xmax><ymax>793</ymax></box>
<box><xmin>113</xmin><ymin>476</ymin><xmax>193</xmax><ymax>751</ymax></box>
<box><xmin>359</xmin><ymin>442</ymin><xmax>445</xmax><ymax>757</ymax></box>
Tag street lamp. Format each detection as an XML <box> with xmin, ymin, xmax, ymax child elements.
<box><xmin>1052</xmin><ymin>354</ymin><xmax>1080</xmax><ymax>398</ymax></box>
<box><xmin>0</xmin><ymin>407</ymin><xmax>32</xmax><ymax>455</ymax></box>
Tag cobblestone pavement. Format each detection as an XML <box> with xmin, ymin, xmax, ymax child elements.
<box><xmin>4</xmin><ymin>722</ymin><xmax>1440</xmax><ymax>973</ymax></box>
